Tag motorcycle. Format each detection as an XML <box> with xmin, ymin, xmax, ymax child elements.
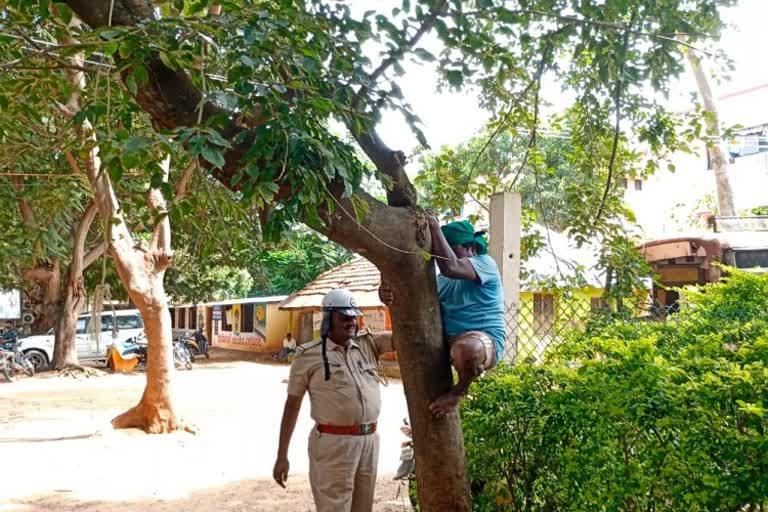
<box><xmin>178</xmin><ymin>330</ymin><xmax>209</xmax><ymax>360</ymax></box>
<box><xmin>173</xmin><ymin>338</ymin><xmax>193</xmax><ymax>370</ymax></box>
<box><xmin>0</xmin><ymin>342</ymin><xmax>35</xmax><ymax>382</ymax></box>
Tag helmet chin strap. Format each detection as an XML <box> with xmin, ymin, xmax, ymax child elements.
<box><xmin>321</xmin><ymin>311</ymin><xmax>332</xmax><ymax>381</ymax></box>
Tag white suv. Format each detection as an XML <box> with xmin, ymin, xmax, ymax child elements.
<box><xmin>18</xmin><ymin>309</ymin><xmax>145</xmax><ymax>370</ymax></box>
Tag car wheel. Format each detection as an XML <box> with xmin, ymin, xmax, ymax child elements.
<box><xmin>24</xmin><ymin>350</ymin><xmax>48</xmax><ymax>371</ymax></box>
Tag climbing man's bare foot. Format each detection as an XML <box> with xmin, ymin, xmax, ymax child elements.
<box><xmin>429</xmin><ymin>390</ymin><xmax>463</xmax><ymax>419</ymax></box>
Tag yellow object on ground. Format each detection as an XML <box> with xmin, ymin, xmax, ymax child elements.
<box><xmin>107</xmin><ymin>347</ymin><xmax>139</xmax><ymax>373</ymax></box>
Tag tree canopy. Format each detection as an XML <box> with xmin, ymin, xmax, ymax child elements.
<box><xmin>0</xmin><ymin>0</ymin><xmax>737</xmax><ymax>508</ymax></box>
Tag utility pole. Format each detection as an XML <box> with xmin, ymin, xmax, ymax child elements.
<box><xmin>489</xmin><ymin>192</ymin><xmax>522</xmax><ymax>362</ymax></box>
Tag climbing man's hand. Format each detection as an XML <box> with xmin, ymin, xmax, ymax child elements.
<box><xmin>378</xmin><ymin>282</ymin><xmax>394</xmax><ymax>306</ymax></box>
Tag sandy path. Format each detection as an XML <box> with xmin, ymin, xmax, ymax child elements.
<box><xmin>0</xmin><ymin>353</ymin><xmax>413</xmax><ymax>511</ymax></box>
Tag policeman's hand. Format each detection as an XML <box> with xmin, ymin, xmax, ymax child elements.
<box><xmin>378</xmin><ymin>282</ymin><xmax>395</xmax><ymax>306</ymax></box>
<box><xmin>273</xmin><ymin>457</ymin><xmax>290</xmax><ymax>488</ymax></box>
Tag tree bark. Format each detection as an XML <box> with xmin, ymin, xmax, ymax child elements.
<box><xmin>64</xmin><ymin>3</ymin><xmax>470</xmax><ymax>506</ymax></box>
<box><xmin>685</xmin><ymin>48</ymin><xmax>736</xmax><ymax>217</ymax></box>
<box><xmin>87</xmin><ymin>149</ymin><xmax>184</xmax><ymax>433</ymax></box>
<box><xmin>22</xmin><ymin>259</ymin><xmax>61</xmax><ymax>335</ymax></box>
<box><xmin>52</xmin><ymin>201</ymin><xmax>99</xmax><ymax>369</ymax></box>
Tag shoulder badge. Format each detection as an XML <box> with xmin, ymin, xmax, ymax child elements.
<box><xmin>296</xmin><ymin>339</ymin><xmax>322</xmax><ymax>355</ymax></box>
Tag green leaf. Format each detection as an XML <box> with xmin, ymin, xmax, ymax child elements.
<box><xmin>446</xmin><ymin>70</ymin><xmax>463</xmax><ymax>87</ymax></box>
<box><xmin>413</xmin><ymin>47</ymin><xmax>436</xmax><ymax>62</ymax></box>
<box><xmin>125</xmin><ymin>74</ymin><xmax>137</xmax><ymax>96</ymax></box>
<box><xmin>201</xmin><ymin>145</ymin><xmax>226</xmax><ymax>169</ymax></box>
<box><xmin>54</xmin><ymin>3</ymin><xmax>73</xmax><ymax>24</ymax></box>
<box><xmin>103</xmin><ymin>41</ymin><xmax>119</xmax><ymax>56</ymax></box>
<box><xmin>158</xmin><ymin>51</ymin><xmax>176</xmax><ymax>70</ymax></box>
<box><xmin>124</xmin><ymin>136</ymin><xmax>152</xmax><ymax>155</ymax></box>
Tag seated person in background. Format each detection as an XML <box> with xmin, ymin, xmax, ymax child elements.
<box><xmin>380</xmin><ymin>218</ymin><xmax>505</xmax><ymax>418</ymax></box>
<box><xmin>274</xmin><ymin>332</ymin><xmax>296</xmax><ymax>362</ymax></box>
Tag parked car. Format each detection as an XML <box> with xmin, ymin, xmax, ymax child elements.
<box><xmin>17</xmin><ymin>309</ymin><xmax>145</xmax><ymax>370</ymax></box>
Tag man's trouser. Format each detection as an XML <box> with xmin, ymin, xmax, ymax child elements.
<box><xmin>308</xmin><ymin>428</ymin><xmax>380</xmax><ymax>512</ymax></box>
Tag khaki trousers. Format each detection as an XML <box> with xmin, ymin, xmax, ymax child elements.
<box><xmin>308</xmin><ymin>428</ymin><xmax>380</xmax><ymax>512</ymax></box>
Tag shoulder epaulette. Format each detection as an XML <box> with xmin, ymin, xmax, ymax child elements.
<box><xmin>296</xmin><ymin>339</ymin><xmax>323</xmax><ymax>355</ymax></box>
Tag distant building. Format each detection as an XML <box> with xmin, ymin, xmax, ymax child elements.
<box><xmin>626</xmin><ymin>83</ymin><xmax>768</xmax><ymax>238</ymax></box>
<box><xmin>170</xmin><ymin>295</ymin><xmax>290</xmax><ymax>353</ymax></box>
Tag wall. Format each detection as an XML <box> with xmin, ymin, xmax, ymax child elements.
<box><xmin>515</xmin><ymin>288</ymin><xmax>603</xmax><ymax>361</ymax></box>
<box><xmin>211</xmin><ymin>302</ymin><xmax>290</xmax><ymax>353</ymax></box>
<box><xmin>265</xmin><ymin>303</ymin><xmax>291</xmax><ymax>352</ymax></box>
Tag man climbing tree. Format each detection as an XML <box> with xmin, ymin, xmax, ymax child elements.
<box><xmin>380</xmin><ymin>218</ymin><xmax>505</xmax><ymax>418</ymax></box>
<box><xmin>5</xmin><ymin>1</ymin><xmax>733</xmax><ymax>509</ymax></box>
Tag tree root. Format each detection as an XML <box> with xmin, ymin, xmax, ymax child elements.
<box><xmin>55</xmin><ymin>364</ymin><xmax>105</xmax><ymax>379</ymax></box>
<box><xmin>111</xmin><ymin>401</ymin><xmax>197</xmax><ymax>435</ymax></box>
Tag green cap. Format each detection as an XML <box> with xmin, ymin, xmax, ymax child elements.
<box><xmin>441</xmin><ymin>220</ymin><xmax>488</xmax><ymax>255</ymax></box>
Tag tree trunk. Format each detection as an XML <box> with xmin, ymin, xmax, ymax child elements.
<box><xmin>385</xmin><ymin>262</ymin><xmax>471</xmax><ymax>511</ymax></box>
<box><xmin>685</xmin><ymin>47</ymin><xmax>737</xmax><ymax>217</ymax></box>
<box><xmin>23</xmin><ymin>259</ymin><xmax>62</xmax><ymax>335</ymax></box>
<box><xmin>52</xmin><ymin>201</ymin><xmax>100</xmax><ymax>370</ymax></box>
<box><xmin>52</xmin><ymin>293</ymin><xmax>80</xmax><ymax>369</ymax></box>
<box><xmin>111</xmin><ymin>281</ymin><xmax>181</xmax><ymax>432</ymax></box>
<box><xmin>89</xmin><ymin>157</ymin><xmax>183</xmax><ymax>433</ymax></box>
<box><xmin>323</xmin><ymin>199</ymin><xmax>471</xmax><ymax>511</ymax></box>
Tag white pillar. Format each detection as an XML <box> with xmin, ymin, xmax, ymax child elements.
<box><xmin>489</xmin><ymin>192</ymin><xmax>521</xmax><ymax>362</ymax></box>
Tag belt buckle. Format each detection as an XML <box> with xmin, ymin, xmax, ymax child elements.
<box><xmin>359</xmin><ymin>423</ymin><xmax>372</xmax><ymax>435</ymax></box>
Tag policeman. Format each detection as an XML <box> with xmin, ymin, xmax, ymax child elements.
<box><xmin>273</xmin><ymin>288</ymin><xmax>394</xmax><ymax>512</ymax></box>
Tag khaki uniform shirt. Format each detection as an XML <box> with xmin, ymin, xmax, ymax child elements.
<box><xmin>287</xmin><ymin>330</ymin><xmax>393</xmax><ymax>425</ymax></box>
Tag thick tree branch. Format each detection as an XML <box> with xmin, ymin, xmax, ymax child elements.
<box><xmin>64</xmin><ymin>0</ymin><xmax>252</xmax><ymax>188</ymax></box>
<box><xmin>70</xmin><ymin>200</ymin><xmax>99</xmax><ymax>276</ymax></box>
<box><xmin>347</xmin><ymin>1</ymin><xmax>449</xmax><ymax>208</ymax></box>
<box><xmin>354</xmin><ymin>132</ymin><xmax>417</xmax><ymax>207</ymax></box>
<box><xmin>11</xmin><ymin>176</ymin><xmax>36</xmax><ymax>229</ymax></box>
<box><xmin>83</xmin><ymin>242</ymin><xmax>107</xmax><ymax>269</ymax></box>
<box><xmin>149</xmin><ymin>155</ymin><xmax>173</xmax><ymax>266</ymax></box>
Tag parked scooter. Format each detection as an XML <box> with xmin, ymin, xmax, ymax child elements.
<box><xmin>173</xmin><ymin>337</ymin><xmax>193</xmax><ymax>370</ymax></box>
<box><xmin>109</xmin><ymin>333</ymin><xmax>191</xmax><ymax>371</ymax></box>
<box><xmin>178</xmin><ymin>330</ymin><xmax>209</xmax><ymax>360</ymax></box>
<box><xmin>0</xmin><ymin>341</ymin><xmax>35</xmax><ymax>382</ymax></box>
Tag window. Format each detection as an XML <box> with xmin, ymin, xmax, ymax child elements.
<box><xmin>178</xmin><ymin>308</ymin><xmax>187</xmax><ymax>329</ymax></box>
<box><xmin>533</xmin><ymin>293</ymin><xmax>555</xmax><ymax>332</ymax></box>
<box><xmin>170</xmin><ymin>309</ymin><xmax>176</xmax><ymax>329</ymax></box>
<box><xmin>100</xmin><ymin>314</ymin><xmax>114</xmax><ymax>332</ymax></box>
<box><xmin>242</xmin><ymin>303</ymin><xmax>254</xmax><ymax>333</ymax></box>
<box><xmin>634</xmin><ymin>179</ymin><xmax>643</xmax><ymax>191</ymax></box>
<box><xmin>222</xmin><ymin>306</ymin><xmax>232</xmax><ymax>332</ymax></box>
<box><xmin>188</xmin><ymin>307</ymin><xmax>197</xmax><ymax>329</ymax></box>
<box><xmin>620</xmin><ymin>178</ymin><xmax>628</xmax><ymax>189</ymax></box>
<box><xmin>116</xmin><ymin>315</ymin><xmax>141</xmax><ymax>330</ymax></box>
<box><xmin>735</xmin><ymin>250</ymin><xmax>768</xmax><ymax>269</ymax></box>
<box><xmin>76</xmin><ymin>318</ymin><xmax>88</xmax><ymax>334</ymax></box>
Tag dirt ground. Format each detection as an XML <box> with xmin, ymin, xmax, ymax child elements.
<box><xmin>0</xmin><ymin>349</ymin><xmax>414</xmax><ymax>511</ymax></box>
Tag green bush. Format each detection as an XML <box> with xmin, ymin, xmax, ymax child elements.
<box><xmin>462</xmin><ymin>269</ymin><xmax>768</xmax><ymax>511</ymax></box>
